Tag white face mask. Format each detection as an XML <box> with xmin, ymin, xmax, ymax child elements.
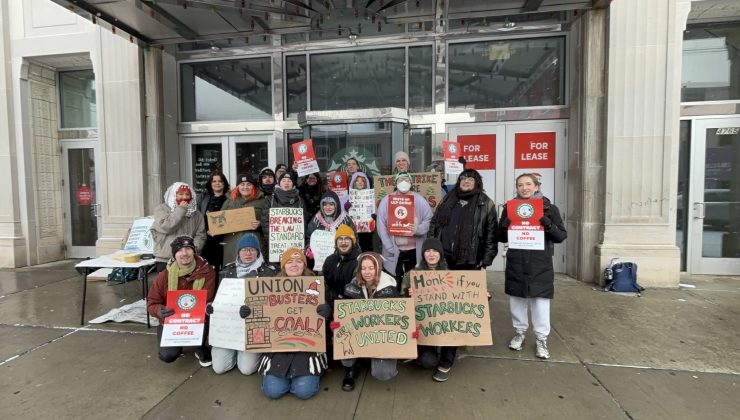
<box><xmin>397</xmin><ymin>180</ymin><xmax>411</xmax><ymax>193</ymax></box>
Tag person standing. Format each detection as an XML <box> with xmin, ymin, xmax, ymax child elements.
<box><xmin>151</xmin><ymin>182</ymin><xmax>207</xmax><ymax>273</ymax></box>
<box><xmin>305</xmin><ymin>190</ymin><xmax>355</xmax><ymax>271</ymax></box>
<box><xmin>429</xmin><ymin>168</ymin><xmax>498</xmax><ymax>269</ymax></box>
<box><xmin>221</xmin><ymin>173</ymin><xmax>266</xmax><ymax>265</ymax></box>
<box><xmin>199</xmin><ymin>171</ymin><xmax>230</xmax><ymax>273</ymax></box>
<box><xmin>376</xmin><ymin>172</ymin><xmax>433</xmax><ymax>290</ymax></box>
<box><xmin>259</xmin><ymin>167</ymin><xmax>277</xmax><ymax>198</ymax></box>
<box><xmin>346</xmin><ymin>172</ymin><xmax>375</xmax><ymax>252</ymax></box>
<box><xmin>498</xmin><ymin>173</ymin><xmax>566</xmax><ymax>360</ymax></box>
<box><xmin>147</xmin><ymin>236</ymin><xmax>216</xmax><ymax>366</ymax></box>
<box><xmin>261</xmin><ymin>172</ymin><xmax>307</xmax><ymax>260</ymax></box>
<box><xmin>298</xmin><ymin>172</ymin><xmax>325</xmax><ymax>218</ymax></box>
<box><xmin>393</xmin><ymin>151</ymin><xmax>411</xmax><ymax>174</ymax></box>
<box><xmin>321</xmin><ymin>224</ymin><xmax>361</xmax><ymax>301</ymax></box>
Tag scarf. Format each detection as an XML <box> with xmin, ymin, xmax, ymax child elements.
<box><xmin>273</xmin><ymin>187</ymin><xmax>301</xmax><ymax>206</ymax></box>
<box><xmin>236</xmin><ymin>253</ymin><xmax>265</xmax><ymax>278</ymax></box>
<box><xmin>164</xmin><ymin>182</ymin><xmax>198</xmax><ymax>217</ymax></box>
<box><xmin>166</xmin><ymin>259</ymin><xmax>204</xmax><ymax>291</ymax></box>
<box><xmin>432</xmin><ymin>187</ymin><xmax>481</xmax><ymax>264</ymax></box>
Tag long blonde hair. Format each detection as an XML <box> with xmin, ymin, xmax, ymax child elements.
<box><xmin>355</xmin><ymin>252</ymin><xmax>383</xmax><ymax>288</ymax></box>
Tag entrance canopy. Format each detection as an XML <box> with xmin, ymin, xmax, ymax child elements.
<box><xmin>51</xmin><ymin>0</ymin><xmax>609</xmax><ymax>48</ymax></box>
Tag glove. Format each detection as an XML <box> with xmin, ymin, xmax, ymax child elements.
<box><xmin>239</xmin><ymin>305</ymin><xmax>252</xmax><ymax>319</ymax></box>
<box><xmin>344</xmin><ymin>201</ymin><xmax>352</xmax><ymax>211</ymax></box>
<box><xmin>329</xmin><ymin>321</ymin><xmax>341</xmax><ymax>332</ymax></box>
<box><xmin>306</xmin><ymin>247</ymin><xmax>314</xmax><ymax>259</ymax></box>
<box><xmin>159</xmin><ymin>307</ymin><xmax>175</xmax><ymax>319</ymax></box>
<box><xmin>539</xmin><ymin>215</ymin><xmax>552</xmax><ymax>228</ymax></box>
<box><xmin>205</xmin><ymin>303</ymin><xmax>214</xmax><ymax>315</ymax></box>
<box><xmin>316</xmin><ymin>303</ymin><xmax>331</xmax><ymax>318</ymax></box>
<box><xmin>500</xmin><ymin>218</ymin><xmax>511</xmax><ymax>230</ymax></box>
<box><xmin>458</xmin><ymin>156</ymin><xmax>466</xmax><ymax>165</ymax></box>
<box><xmin>371</xmin><ymin>213</ymin><xmax>377</xmax><ymax>220</ymax></box>
<box><xmin>411</xmin><ymin>325</ymin><xmax>421</xmax><ymax>339</ymax></box>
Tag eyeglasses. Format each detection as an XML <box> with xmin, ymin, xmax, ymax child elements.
<box><xmin>337</xmin><ymin>237</ymin><xmax>353</xmax><ymax>242</ymax></box>
<box><xmin>459</xmin><ymin>176</ymin><xmax>475</xmax><ymax>182</ymax></box>
<box><xmin>240</xmin><ymin>248</ymin><xmax>258</xmax><ymax>253</ymax></box>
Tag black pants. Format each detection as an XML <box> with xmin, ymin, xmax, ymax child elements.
<box><xmin>394</xmin><ymin>249</ymin><xmax>417</xmax><ymax>291</ymax></box>
<box><xmin>358</xmin><ymin>232</ymin><xmax>374</xmax><ymax>253</ymax></box>
<box><xmin>156</xmin><ymin>322</ymin><xmax>209</xmax><ymax>363</ymax></box>
<box><xmin>417</xmin><ymin>345</ymin><xmax>458</xmax><ymax>369</ymax></box>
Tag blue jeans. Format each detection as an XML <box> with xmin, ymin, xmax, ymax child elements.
<box><xmin>261</xmin><ymin>374</ymin><xmax>320</xmax><ymax>400</ymax></box>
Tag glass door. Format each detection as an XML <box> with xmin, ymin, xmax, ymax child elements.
<box><xmin>61</xmin><ymin>141</ymin><xmax>100</xmax><ymax>258</ymax></box>
<box><xmin>689</xmin><ymin>118</ymin><xmax>740</xmax><ymax>274</ymax></box>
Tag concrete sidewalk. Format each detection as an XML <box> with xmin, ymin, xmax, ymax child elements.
<box><xmin>0</xmin><ymin>260</ymin><xmax>738</xmax><ymax>419</ymax></box>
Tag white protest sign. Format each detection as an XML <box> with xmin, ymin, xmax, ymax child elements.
<box><xmin>269</xmin><ymin>207</ymin><xmax>305</xmax><ymax>262</ymax></box>
<box><xmin>125</xmin><ymin>218</ymin><xmax>154</xmax><ymax>253</ymax></box>
<box><xmin>310</xmin><ymin>229</ymin><xmax>336</xmax><ymax>270</ymax></box>
<box><xmin>208</xmin><ymin>278</ymin><xmax>246</xmax><ymax>351</ymax></box>
<box><xmin>348</xmin><ymin>189</ymin><xmax>375</xmax><ymax>233</ymax></box>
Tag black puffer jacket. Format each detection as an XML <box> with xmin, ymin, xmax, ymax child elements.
<box><xmin>429</xmin><ymin>191</ymin><xmax>499</xmax><ymax>267</ymax></box>
<box><xmin>498</xmin><ymin>197</ymin><xmax>566</xmax><ymax>299</ymax></box>
<box><xmin>321</xmin><ymin>245</ymin><xmax>361</xmax><ymax>300</ymax></box>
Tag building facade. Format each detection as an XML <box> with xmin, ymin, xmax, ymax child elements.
<box><xmin>1</xmin><ymin>0</ymin><xmax>738</xmax><ymax>286</ymax></box>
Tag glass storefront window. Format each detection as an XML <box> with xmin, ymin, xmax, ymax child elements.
<box><xmin>59</xmin><ymin>70</ymin><xmax>96</xmax><ymax>128</ymax></box>
<box><xmin>310</xmin><ymin>49</ymin><xmax>405</xmax><ymax>111</ymax></box>
<box><xmin>191</xmin><ymin>143</ymin><xmax>223</xmax><ymax>197</ymax></box>
<box><xmin>285</xmin><ymin>55</ymin><xmax>307</xmax><ymax>118</ymax></box>
<box><xmin>409</xmin><ymin>127</ymin><xmax>433</xmax><ymax>172</ymax></box>
<box><xmin>682</xmin><ymin>23</ymin><xmax>740</xmax><ymax>102</ymax></box>
<box><xmin>409</xmin><ymin>46</ymin><xmax>434</xmax><ymax>111</ymax></box>
<box><xmin>181</xmin><ymin>58</ymin><xmax>272</xmax><ymax>122</ymax></box>
<box><xmin>448</xmin><ymin>37</ymin><xmax>565</xmax><ymax>110</ymax></box>
<box><xmin>676</xmin><ymin>121</ymin><xmax>690</xmax><ymax>270</ymax></box>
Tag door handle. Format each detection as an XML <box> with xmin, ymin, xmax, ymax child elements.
<box><xmin>693</xmin><ymin>202</ymin><xmax>704</xmax><ymax>219</ymax></box>
<box><xmin>91</xmin><ymin>203</ymin><xmax>101</xmax><ymax>218</ymax></box>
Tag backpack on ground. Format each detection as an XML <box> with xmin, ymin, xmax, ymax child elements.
<box><xmin>603</xmin><ymin>258</ymin><xmax>644</xmax><ymax>293</ymax></box>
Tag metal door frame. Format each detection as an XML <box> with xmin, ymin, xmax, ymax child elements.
<box><xmin>61</xmin><ymin>140</ymin><xmax>101</xmax><ymax>258</ymax></box>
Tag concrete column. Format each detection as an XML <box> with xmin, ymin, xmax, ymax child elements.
<box><xmin>94</xmin><ymin>29</ymin><xmax>147</xmax><ymax>254</ymax></box>
<box><xmin>144</xmin><ymin>47</ymin><xmax>165</xmax><ymax>214</ymax></box>
<box><xmin>597</xmin><ymin>0</ymin><xmax>692</xmax><ymax>287</ymax></box>
<box><xmin>0</xmin><ymin>1</ymin><xmax>26</xmax><ymax>267</ymax></box>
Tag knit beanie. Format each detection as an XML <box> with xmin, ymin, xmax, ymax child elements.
<box><xmin>335</xmin><ymin>224</ymin><xmax>356</xmax><ymax>246</ymax></box>
<box><xmin>170</xmin><ymin>235</ymin><xmax>196</xmax><ymax>257</ymax></box>
<box><xmin>277</xmin><ymin>171</ymin><xmax>294</xmax><ymax>185</ymax></box>
<box><xmin>236</xmin><ymin>233</ymin><xmax>260</xmax><ymax>255</ymax></box>
<box><xmin>394</xmin><ymin>151</ymin><xmax>410</xmax><ymax>163</ymax></box>
<box><xmin>422</xmin><ymin>237</ymin><xmax>444</xmax><ymax>256</ymax></box>
<box><xmin>393</xmin><ymin>171</ymin><xmax>411</xmax><ymax>183</ymax></box>
<box><xmin>280</xmin><ymin>247</ymin><xmax>307</xmax><ymax>272</ymax></box>
<box><xmin>259</xmin><ymin>167</ymin><xmax>276</xmax><ymax>183</ymax></box>
<box><xmin>236</xmin><ymin>172</ymin><xmax>257</xmax><ymax>186</ymax></box>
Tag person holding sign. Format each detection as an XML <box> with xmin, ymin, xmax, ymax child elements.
<box><xmin>298</xmin><ymin>172</ymin><xmax>325</xmax><ymax>218</ymax></box>
<box><xmin>347</xmin><ymin>172</ymin><xmax>375</xmax><ymax>252</ymax></box>
<box><xmin>305</xmin><ymin>191</ymin><xmax>356</xmax><ymax>271</ymax></box>
<box><xmin>429</xmin><ymin>168</ymin><xmax>499</xmax><ymax>270</ymax></box>
<box><xmin>498</xmin><ymin>174</ymin><xmax>566</xmax><ymax>360</ymax></box>
<box><xmin>262</xmin><ymin>172</ymin><xmax>307</xmax><ymax>261</ymax></box>
<box><xmin>376</xmin><ymin>172</ymin><xmax>433</xmax><ymax>291</ymax></box>
<box><xmin>221</xmin><ymin>173</ymin><xmax>267</xmax><ymax>265</ymax></box>
<box><xmin>151</xmin><ymin>182</ymin><xmax>207</xmax><ymax>273</ymax></box>
<box><xmin>198</xmin><ymin>171</ymin><xmax>230</xmax><ymax>274</ymax></box>
<box><xmin>321</xmin><ymin>224</ymin><xmax>361</xmax><ymax>301</ymax></box>
<box><xmin>208</xmin><ymin>233</ymin><xmax>279</xmax><ymax>375</ymax></box>
<box><xmin>339</xmin><ymin>252</ymin><xmax>400</xmax><ymax>391</ymax></box>
<box><xmin>255</xmin><ymin>248</ymin><xmax>331</xmax><ymax>400</ymax></box>
<box><xmin>147</xmin><ymin>236</ymin><xmax>216</xmax><ymax>366</ymax></box>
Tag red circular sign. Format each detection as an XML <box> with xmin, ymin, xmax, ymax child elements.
<box><xmin>76</xmin><ymin>184</ymin><xmax>93</xmax><ymax>206</ymax></box>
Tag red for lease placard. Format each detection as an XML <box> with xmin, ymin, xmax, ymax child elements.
<box><xmin>387</xmin><ymin>194</ymin><xmax>415</xmax><ymax>237</ymax></box>
<box><xmin>457</xmin><ymin>134</ymin><xmax>496</xmax><ymax>170</ymax></box>
<box><xmin>506</xmin><ymin>198</ymin><xmax>545</xmax><ymax>250</ymax></box>
<box><xmin>514</xmin><ymin>132</ymin><xmax>555</xmax><ymax>169</ymax></box>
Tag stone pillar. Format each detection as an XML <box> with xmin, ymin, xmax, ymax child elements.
<box><xmin>0</xmin><ymin>1</ymin><xmax>26</xmax><ymax>267</ymax></box>
<box><xmin>144</xmin><ymin>47</ymin><xmax>165</xmax><ymax>214</ymax></box>
<box><xmin>94</xmin><ymin>29</ymin><xmax>147</xmax><ymax>254</ymax></box>
<box><xmin>596</xmin><ymin>0</ymin><xmax>692</xmax><ymax>287</ymax></box>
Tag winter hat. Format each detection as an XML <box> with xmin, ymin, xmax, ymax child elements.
<box><xmin>280</xmin><ymin>247</ymin><xmax>307</xmax><ymax>272</ymax></box>
<box><xmin>259</xmin><ymin>167</ymin><xmax>276</xmax><ymax>182</ymax></box>
<box><xmin>236</xmin><ymin>233</ymin><xmax>260</xmax><ymax>255</ymax></box>
<box><xmin>393</xmin><ymin>171</ymin><xmax>412</xmax><ymax>183</ymax></box>
<box><xmin>236</xmin><ymin>172</ymin><xmax>257</xmax><ymax>186</ymax></box>
<box><xmin>422</xmin><ymin>237</ymin><xmax>444</xmax><ymax>256</ymax></box>
<box><xmin>335</xmin><ymin>224</ymin><xmax>356</xmax><ymax>246</ymax></box>
<box><xmin>275</xmin><ymin>163</ymin><xmax>288</xmax><ymax>173</ymax></box>
<box><xmin>394</xmin><ymin>151</ymin><xmax>410</xmax><ymax>163</ymax></box>
<box><xmin>176</xmin><ymin>184</ymin><xmax>192</xmax><ymax>197</ymax></box>
<box><xmin>170</xmin><ymin>235</ymin><xmax>196</xmax><ymax>257</ymax></box>
<box><xmin>277</xmin><ymin>171</ymin><xmax>294</xmax><ymax>185</ymax></box>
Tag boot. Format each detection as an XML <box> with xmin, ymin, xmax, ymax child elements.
<box><xmin>342</xmin><ymin>366</ymin><xmax>359</xmax><ymax>391</ymax></box>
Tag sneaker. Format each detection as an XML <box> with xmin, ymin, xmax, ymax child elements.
<box><xmin>194</xmin><ymin>348</ymin><xmax>212</xmax><ymax>367</ymax></box>
<box><xmin>509</xmin><ymin>332</ymin><xmax>526</xmax><ymax>351</ymax></box>
<box><xmin>535</xmin><ymin>339</ymin><xmax>550</xmax><ymax>359</ymax></box>
<box><xmin>433</xmin><ymin>368</ymin><xmax>450</xmax><ymax>382</ymax></box>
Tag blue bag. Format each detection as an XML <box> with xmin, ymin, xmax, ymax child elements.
<box><xmin>604</xmin><ymin>259</ymin><xmax>644</xmax><ymax>293</ymax></box>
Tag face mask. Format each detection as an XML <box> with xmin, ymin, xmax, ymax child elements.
<box><xmin>397</xmin><ymin>180</ymin><xmax>411</xmax><ymax>193</ymax></box>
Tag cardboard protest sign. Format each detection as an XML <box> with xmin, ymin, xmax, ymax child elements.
<box><xmin>374</xmin><ymin>172</ymin><xmax>441</xmax><ymax>211</ymax></box>
<box><xmin>333</xmin><ymin>298</ymin><xmax>417</xmax><ymax>360</ymax></box>
<box><xmin>206</xmin><ymin>207</ymin><xmax>257</xmax><ymax>236</ymax></box>
<box><xmin>409</xmin><ymin>270</ymin><xmax>492</xmax><ymax>346</ymax></box>
<box><xmin>443</xmin><ymin>141</ymin><xmax>464</xmax><ymax>175</ymax></box>
<box><xmin>387</xmin><ymin>194</ymin><xmax>415</xmax><ymax>237</ymax></box>
<box><xmin>244</xmin><ymin>276</ymin><xmax>326</xmax><ymax>353</ymax></box>
<box><xmin>208</xmin><ymin>278</ymin><xmax>246</xmax><ymax>351</ymax></box>
<box><xmin>160</xmin><ymin>289</ymin><xmax>207</xmax><ymax>347</ymax></box>
<box><xmin>292</xmin><ymin>139</ymin><xmax>320</xmax><ymax>177</ymax></box>
<box><xmin>309</xmin><ymin>229</ymin><xmax>336</xmax><ymax>270</ymax></box>
<box><xmin>124</xmin><ymin>217</ymin><xmax>154</xmax><ymax>253</ymax></box>
<box><xmin>506</xmin><ymin>198</ymin><xmax>545</xmax><ymax>250</ymax></box>
<box><xmin>328</xmin><ymin>171</ymin><xmax>348</xmax><ymax>202</ymax></box>
<box><xmin>268</xmin><ymin>207</ymin><xmax>304</xmax><ymax>262</ymax></box>
<box><xmin>348</xmin><ymin>189</ymin><xmax>375</xmax><ymax>233</ymax></box>
<box><xmin>514</xmin><ymin>132</ymin><xmax>556</xmax><ymax>200</ymax></box>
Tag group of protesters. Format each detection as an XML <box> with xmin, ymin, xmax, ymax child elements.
<box><xmin>146</xmin><ymin>150</ymin><xmax>567</xmax><ymax>400</ymax></box>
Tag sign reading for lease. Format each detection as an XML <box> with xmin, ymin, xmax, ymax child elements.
<box><xmin>269</xmin><ymin>207</ymin><xmax>304</xmax><ymax>262</ymax></box>
<box><xmin>514</xmin><ymin>132</ymin><xmax>556</xmax><ymax>200</ymax></box>
<box><xmin>160</xmin><ymin>289</ymin><xmax>207</xmax><ymax>347</ymax></box>
<box><xmin>333</xmin><ymin>298</ymin><xmax>417</xmax><ymax>360</ymax></box>
<box><xmin>244</xmin><ymin>276</ymin><xmax>326</xmax><ymax>353</ymax></box>
<box><xmin>292</xmin><ymin>139</ymin><xmax>320</xmax><ymax>177</ymax></box>
<box><xmin>410</xmin><ymin>270</ymin><xmax>492</xmax><ymax>346</ymax></box>
<box><xmin>506</xmin><ymin>198</ymin><xmax>545</xmax><ymax>250</ymax></box>
<box><xmin>387</xmin><ymin>194</ymin><xmax>415</xmax><ymax>237</ymax></box>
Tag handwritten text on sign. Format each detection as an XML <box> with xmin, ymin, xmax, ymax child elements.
<box><xmin>244</xmin><ymin>276</ymin><xmax>326</xmax><ymax>353</ymax></box>
<box><xmin>374</xmin><ymin>172</ymin><xmax>441</xmax><ymax>210</ymax></box>
<box><xmin>333</xmin><ymin>298</ymin><xmax>417</xmax><ymax>360</ymax></box>
<box><xmin>269</xmin><ymin>207</ymin><xmax>304</xmax><ymax>262</ymax></box>
<box><xmin>410</xmin><ymin>270</ymin><xmax>492</xmax><ymax>346</ymax></box>
<box><xmin>208</xmin><ymin>278</ymin><xmax>247</xmax><ymax>351</ymax></box>
<box><xmin>348</xmin><ymin>189</ymin><xmax>375</xmax><ymax>233</ymax></box>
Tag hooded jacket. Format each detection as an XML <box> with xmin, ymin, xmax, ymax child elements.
<box><xmin>305</xmin><ymin>190</ymin><xmax>356</xmax><ymax>246</ymax></box>
<box><xmin>321</xmin><ymin>245</ymin><xmax>362</xmax><ymax>300</ymax></box>
<box><xmin>151</xmin><ymin>182</ymin><xmax>207</xmax><ymax>262</ymax></box>
<box><xmin>343</xmin><ymin>252</ymin><xmax>399</xmax><ymax>299</ymax></box>
<box><xmin>376</xmin><ymin>191</ymin><xmax>433</xmax><ymax>274</ymax></box>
